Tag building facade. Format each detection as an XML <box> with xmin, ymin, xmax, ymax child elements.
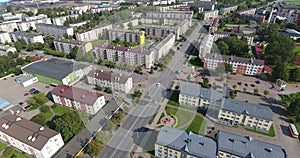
<box><xmin>50</xmin><ymin>85</ymin><xmax>106</xmax><ymax>115</ymax></box>
<box><xmin>146</xmin><ymin>11</ymin><xmax>193</xmax><ymax>20</ymax></box>
<box><xmin>0</xmin><ymin>21</ymin><xmax>18</xmax><ymax>33</ymax></box>
<box><xmin>213</xmin><ymin>32</ymin><xmax>254</xmax><ymax>45</ymax></box>
<box><xmin>204</xmin><ymin>54</ymin><xmax>264</xmax><ymax>76</ymax></box>
<box><xmin>10</xmin><ymin>31</ymin><xmax>44</xmax><ymax>44</ymax></box>
<box><xmin>204</xmin><ymin>10</ymin><xmax>219</xmax><ymax>20</ymax></box>
<box><xmin>0</xmin><ymin>44</ymin><xmax>16</xmax><ymax>56</ymax></box>
<box><xmin>17</xmin><ymin>15</ymin><xmax>52</xmax><ymax>31</ymax></box>
<box><xmin>52</xmin><ymin>15</ymin><xmax>79</xmax><ymax>26</ymax></box>
<box><xmin>87</xmin><ymin>70</ymin><xmax>133</xmax><ymax>93</ymax></box>
<box><xmin>151</xmin><ymin>33</ymin><xmax>175</xmax><ymax>59</ymax></box>
<box><xmin>107</xmin><ymin>29</ymin><xmax>145</xmax><ymax>45</ymax></box>
<box><xmin>0</xmin><ymin>31</ymin><xmax>12</xmax><ymax>44</ymax></box>
<box><xmin>0</xmin><ymin>115</ymin><xmax>64</xmax><ymax>158</ymax></box>
<box><xmin>76</xmin><ymin>24</ymin><xmax>112</xmax><ymax>42</ymax></box>
<box><xmin>199</xmin><ymin>34</ymin><xmax>214</xmax><ymax>59</ymax></box>
<box><xmin>53</xmin><ymin>38</ymin><xmax>92</xmax><ymax>54</ymax></box>
<box><xmin>36</xmin><ymin>23</ymin><xmax>74</xmax><ymax>37</ymax></box>
<box><xmin>93</xmin><ymin>44</ymin><xmax>155</xmax><ymax>68</ymax></box>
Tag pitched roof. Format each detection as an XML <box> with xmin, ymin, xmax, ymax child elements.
<box><xmin>87</xmin><ymin>70</ymin><xmax>131</xmax><ymax>84</ymax></box>
<box><xmin>50</xmin><ymin>85</ymin><xmax>104</xmax><ymax>105</ymax></box>
<box><xmin>0</xmin><ymin>115</ymin><xmax>60</xmax><ymax>150</ymax></box>
<box><xmin>217</xmin><ymin>131</ymin><xmax>287</xmax><ymax>158</ymax></box>
<box><xmin>11</xmin><ymin>31</ymin><xmax>42</xmax><ymax>38</ymax></box>
<box><xmin>205</xmin><ymin>53</ymin><xmax>265</xmax><ymax>66</ymax></box>
<box><xmin>156</xmin><ymin>126</ymin><xmax>217</xmax><ymax>158</ymax></box>
<box><xmin>22</xmin><ymin>58</ymin><xmax>89</xmax><ymax>80</ymax></box>
<box><xmin>95</xmin><ymin>44</ymin><xmax>152</xmax><ymax>55</ymax></box>
<box><xmin>221</xmin><ymin>98</ymin><xmax>273</xmax><ymax>121</ymax></box>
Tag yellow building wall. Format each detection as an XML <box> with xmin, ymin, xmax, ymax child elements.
<box><xmin>140</xmin><ymin>31</ymin><xmax>145</xmax><ymax>45</ymax></box>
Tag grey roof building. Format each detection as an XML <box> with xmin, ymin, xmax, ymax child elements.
<box><xmin>217</xmin><ymin>130</ymin><xmax>287</xmax><ymax>158</ymax></box>
<box><xmin>155</xmin><ymin>126</ymin><xmax>217</xmax><ymax>158</ymax></box>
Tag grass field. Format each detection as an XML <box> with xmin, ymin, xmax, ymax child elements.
<box><xmin>175</xmin><ymin>110</ymin><xmax>194</xmax><ymax>128</ymax></box>
<box><xmin>285</xmin><ymin>1</ymin><xmax>300</xmax><ymax>6</ymax></box>
<box><xmin>185</xmin><ymin>115</ymin><xmax>205</xmax><ymax>134</ymax></box>
<box><xmin>52</xmin><ymin>104</ymin><xmax>72</xmax><ymax>116</ymax></box>
<box><xmin>0</xmin><ymin>147</ymin><xmax>30</xmax><ymax>158</ymax></box>
<box><xmin>0</xmin><ymin>141</ymin><xmax>6</xmax><ymax>151</ymax></box>
<box><xmin>167</xmin><ymin>90</ymin><xmax>180</xmax><ymax>107</ymax></box>
<box><xmin>294</xmin><ymin>45</ymin><xmax>300</xmax><ymax>55</ymax></box>
<box><xmin>156</xmin><ymin>113</ymin><xmax>165</xmax><ymax>124</ymax></box>
<box><xmin>245</xmin><ymin>124</ymin><xmax>276</xmax><ymax>137</ymax></box>
<box><xmin>188</xmin><ymin>56</ymin><xmax>203</xmax><ymax>68</ymax></box>
<box><xmin>92</xmin><ymin>39</ymin><xmax>107</xmax><ymax>47</ymax></box>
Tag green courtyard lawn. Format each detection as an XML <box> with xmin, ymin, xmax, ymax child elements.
<box><xmin>286</xmin><ymin>1</ymin><xmax>300</xmax><ymax>6</ymax></box>
<box><xmin>167</xmin><ymin>90</ymin><xmax>180</xmax><ymax>107</ymax></box>
<box><xmin>0</xmin><ymin>141</ymin><xmax>7</xmax><ymax>151</ymax></box>
<box><xmin>165</xmin><ymin>106</ymin><xmax>178</xmax><ymax>115</ymax></box>
<box><xmin>186</xmin><ymin>115</ymin><xmax>205</xmax><ymax>134</ymax></box>
<box><xmin>156</xmin><ymin>113</ymin><xmax>165</xmax><ymax>124</ymax></box>
<box><xmin>52</xmin><ymin>104</ymin><xmax>72</xmax><ymax>116</ymax></box>
<box><xmin>0</xmin><ymin>146</ymin><xmax>30</xmax><ymax>158</ymax></box>
<box><xmin>245</xmin><ymin>124</ymin><xmax>276</xmax><ymax>137</ymax></box>
<box><xmin>188</xmin><ymin>56</ymin><xmax>203</xmax><ymax>68</ymax></box>
<box><xmin>165</xmin><ymin>106</ymin><xmax>195</xmax><ymax>128</ymax></box>
<box><xmin>294</xmin><ymin>45</ymin><xmax>300</xmax><ymax>55</ymax></box>
<box><xmin>92</xmin><ymin>39</ymin><xmax>107</xmax><ymax>47</ymax></box>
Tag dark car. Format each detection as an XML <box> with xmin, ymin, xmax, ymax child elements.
<box><xmin>237</xmin><ymin>82</ymin><xmax>242</xmax><ymax>85</ymax></box>
<box><xmin>244</xmin><ymin>83</ymin><xmax>248</xmax><ymax>86</ymax></box>
<box><xmin>255</xmin><ymin>80</ymin><xmax>260</xmax><ymax>84</ymax></box>
<box><xmin>29</xmin><ymin>88</ymin><xmax>40</xmax><ymax>94</ymax></box>
<box><xmin>250</xmin><ymin>84</ymin><xmax>255</xmax><ymax>87</ymax></box>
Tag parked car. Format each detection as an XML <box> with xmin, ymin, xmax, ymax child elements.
<box><xmin>244</xmin><ymin>83</ymin><xmax>248</xmax><ymax>86</ymax></box>
<box><xmin>29</xmin><ymin>88</ymin><xmax>40</xmax><ymax>94</ymax></box>
<box><xmin>24</xmin><ymin>92</ymin><xmax>30</xmax><ymax>96</ymax></box>
<box><xmin>255</xmin><ymin>80</ymin><xmax>260</xmax><ymax>84</ymax></box>
<box><xmin>250</xmin><ymin>84</ymin><xmax>255</xmax><ymax>87</ymax></box>
<box><xmin>237</xmin><ymin>82</ymin><xmax>242</xmax><ymax>85</ymax></box>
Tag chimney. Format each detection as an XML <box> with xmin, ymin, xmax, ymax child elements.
<box><xmin>100</xmin><ymin>69</ymin><xmax>103</xmax><ymax>72</ymax></box>
<box><xmin>16</xmin><ymin>117</ymin><xmax>22</xmax><ymax>121</ymax></box>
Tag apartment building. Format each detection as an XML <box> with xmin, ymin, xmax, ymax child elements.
<box><xmin>50</xmin><ymin>85</ymin><xmax>106</xmax><ymax>115</ymax></box>
<box><xmin>0</xmin><ymin>115</ymin><xmax>64</xmax><ymax>158</ymax></box>
<box><xmin>52</xmin><ymin>14</ymin><xmax>79</xmax><ymax>26</ymax></box>
<box><xmin>10</xmin><ymin>31</ymin><xmax>44</xmax><ymax>44</ymax></box>
<box><xmin>203</xmin><ymin>10</ymin><xmax>219</xmax><ymax>20</ymax></box>
<box><xmin>179</xmin><ymin>81</ymin><xmax>228</xmax><ymax>108</ymax></box>
<box><xmin>1</xmin><ymin>12</ymin><xmax>28</xmax><ymax>21</ymax></box>
<box><xmin>238</xmin><ymin>13</ymin><xmax>266</xmax><ymax>24</ymax></box>
<box><xmin>0</xmin><ymin>44</ymin><xmax>16</xmax><ymax>56</ymax></box>
<box><xmin>107</xmin><ymin>29</ymin><xmax>145</xmax><ymax>45</ymax></box>
<box><xmin>199</xmin><ymin>34</ymin><xmax>214</xmax><ymax>59</ymax></box>
<box><xmin>273</xmin><ymin>3</ymin><xmax>300</xmax><ymax>24</ymax></box>
<box><xmin>217</xmin><ymin>131</ymin><xmax>287</xmax><ymax>158</ymax></box>
<box><xmin>219</xmin><ymin>5</ymin><xmax>238</xmax><ymax>15</ymax></box>
<box><xmin>94</xmin><ymin>44</ymin><xmax>155</xmax><ymax>68</ymax></box>
<box><xmin>17</xmin><ymin>15</ymin><xmax>52</xmax><ymax>31</ymax></box>
<box><xmin>151</xmin><ymin>33</ymin><xmax>175</xmax><ymax>59</ymax></box>
<box><xmin>189</xmin><ymin>0</ymin><xmax>217</xmax><ymax>11</ymax></box>
<box><xmin>204</xmin><ymin>53</ymin><xmax>264</xmax><ymax>76</ymax></box>
<box><xmin>0</xmin><ymin>31</ymin><xmax>12</xmax><ymax>44</ymax></box>
<box><xmin>213</xmin><ymin>32</ymin><xmax>254</xmax><ymax>45</ymax></box>
<box><xmin>155</xmin><ymin>126</ymin><xmax>217</xmax><ymax>158</ymax></box>
<box><xmin>238</xmin><ymin>8</ymin><xmax>257</xmax><ymax>15</ymax></box>
<box><xmin>120</xmin><ymin>19</ymin><xmax>139</xmax><ymax>30</ymax></box>
<box><xmin>146</xmin><ymin>11</ymin><xmax>193</xmax><ymax>20</ymax></box>
<box><xmin>0</xmin><ymin>21</ymin><xmax>18</xmax><ymax>32</ymax></box>
<box><xmin>36</xmin><ymin>23</ymin><xmax>74</xmax><ymax>37</ymax></box>
<box><xmin>218</xmin><ymin>98</ymin><xmax>273</xmax><ymax>132</ymax></box>
<box><xmin>151</xmin><ymin>0</ymin><xmax>176</xmax><ymax>6</ymax></box>
<box><xmin>87</xmin><ymin>70</ymin><xmax>133</xmax><ymax>93</ymax></box>
<box><xmin>76</xmin><ymin>24</ymin><xmax>112</xmax><ymax>42</ymax></box>
<box><xmin>53</xmin><ymin>38</ymin><xmax>92</xmax><ymax>54</ymax></box>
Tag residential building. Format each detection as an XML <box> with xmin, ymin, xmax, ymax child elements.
<box><xmin>238</xmin><ymin>8</ymin><xmax>257</xmax><ymax>15</ymax></box>
<box><xmin>22</xmin><ymin>58</ymin><xmax>91</xmax><ymax>86</ymax></box>
<box><xmin>157</xmin><ymin>4</ymin><xmax>188</xmax><ymax>12</ymax></box>
<box><xmin>204</xmin><ymin>53</ymin><xmax>264</xmax><ymax>76</ymax></box>
<box><xmin>199</xmin><ymin>34</ymin><xmax>214</xmax><ymax>59</ymax></box>
<box><xmin>10</xmin><ymin>31</ymin><xmax>44</xmax><ymax>44</ymax></box>
<box><xmin>238</xmin><ymin>14</ymin><xmax>266</xmax><ymax>24</ymax></box>
<box><xmin>0</xmin><ymin>21</ymin><xmax>18</xmax><ymax>32</ymax></box>
<box><xmin>87</xmin><ymin>70</ymin><xmax>133</xmax><ymax>93</ymax></box>
<box><xmin>15</xmin><ymin>75</ymin><xmax>38</xmax><ymax>87</ymax></box>
<box><xmin>203</xmin><ymin>10</ymin><xmax>219</xmax><ymax>20</ymax></box>
<box><xmin>140</xmin><ymin>17</ymin><xmax>192</xmax><ymax>27</ymax></box>
<box><xmin>217</xmin><ymin>131</ymin><xmax>287</xmax><ymax>158</ymax></box>
<box><xmin>50</xmin><ymin>85</ymin><xmax>106</xmax><ymax>115</ymax></box>
<box><xmin>17</xmin><ymin>14</ymin><xmax>52</xmax><ymax>31</ymax></box>
<box><xmin>146</xmin><ymin>11</ymin><xmax>193</xmax><ymax>20</ymax></box>
<box><xmin>280</xmin><ymin>28</ymin><xmax>300</xmax><ymax>40</ymax></box>
<box><xmin>0</xmin><ymin>44</ymin><xmax>16</xmax><ymax>56</ymax></box>
<box><xmin>213</xmin><ymin>32</ymin><xmax>254</xmax><ymax>45</ymax></box>
<box><xmin>179</xmin><ymin>81</ymin><xmax>229</xmax><ymax>108</ymax></box>
<box><xmin>189</xmin><ymin>0</ymin><xmax>216</xmax><ymax>11</ymax></box>
<box><xmin>36</xmin><ymin>23</ymin><xmax>74</xmax><ymax>37</ymax></box>
<box><xmin>218</xmin><ymin>98</ymin><xmax>273</xmax><ymax>132</ymax></box>
<box><xmin>0</xmin><ymin>115</ymin><xmax>64</xmax><ymax>158</ymax></box>
<box><xmin>52</xmin><ymin>15</ymin><xmax>79</xmax><ymax>26</ymax></box>
<box><xmin>119</xmin><ymin>19</ymin><xmax>139</xmax><ymax>30</ymax></box>
<box><xmin>94</xmin><ymin>44</ymin><xmax>155</xmax><ymax>68</ymax></box>
<box><xmin>76</xmin><ymin>24</ymin><xmax>112</xmax><ymax>42</ymax></box>
<box><xmin>107</xmin><ymin>29</ymin><xmax>145</xmax><ymax>45</ymax></box>
<box><xmin>53</xmin><ymin>38</ymin><xmax>92</xmax><ymax>54</ymax></box>
<box><xmin>219</xmin><ymin>5</ymin><xmax>238</xmax><ymax>15</ymax></box>
<box><xmin>151</xmin><ymin>0</ymin><xmax>176</xmax><ymax>6</ymax></box>
<box><xmin>150</xmin><ymin>33</ymin><xmax>175</xmax><ymax>59</ymax></box>
<box><xmin>0</xmin><ymin>31</ymin><xmax>12</xmax><ymax>44</ymax></box>
<box><xmin>272</xmin><ymin>3</ymin><xmax>300</xmax><ymax>24</ymax></box>
<box><xmin>155</xmin><ymin>126</ymin><xmax>217</xmax><ymax>158</ymax></box>
<box><xmin>1</xmin><ymin>12</ymin><xmax>28</xmax><ymax>21</ymax></box>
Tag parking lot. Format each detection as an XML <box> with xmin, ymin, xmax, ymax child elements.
<box><xmin>0</xmin><ymin>75</ymin><xmax>51</xmax><ymax>106</ymax></box>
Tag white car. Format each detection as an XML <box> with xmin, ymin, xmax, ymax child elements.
<box><xmin>156</xmin><ymin>83</ymin><xmax>160</xmax><ymax>87</ymax></box>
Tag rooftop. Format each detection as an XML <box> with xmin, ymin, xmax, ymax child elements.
<box><xmin>22</xmin><ymin>58</ymin><xmax>89</xmax><ymax>80</ymax></box>
<box><xmin>217</xmin><ymin>130</ymin><xmax>287</xmax><ymax>158</ymax></box>
<box><xmin>156</xmin><ymin>126</ymin><xmax>217</xmax><ymax>158</ymax></box>
<box><xmin>53</xmin><ymin>38</ymin><xmax>87</xmax><ymax>45</ymax></box>
<box><xmin>213</xmin><ymin>31</ymin><xmax>254</xmax><ymax>37</ymax></box>
<box><xmin>36</xmin><ymin>23</ymin><xmax>71</xmax><ymax>29</ymax></box>
<box><xmin>0</xmin><ymin>44</ymin><xmax>15</xmax><ymax>51</ymax></box>
<box><xmin>221</xmin><ymin>98</ymin><xmax>273</xmax><ymax>121</ymax></box>
<box><xmin>50</xmin><ymin>85</ymin><xmax>104</xmax><ymax>105</ymax></box>
<box><xmin>205</xmin><ymin>53</ymin><xmax>265</xmax><ymax>66</ymax></box>
<box><xmin>0</xmin><ymin>98</ymin><xmax>12</xmax><ymax>111</ymax></box>
<box><xmin>87</xmin><ymin>70</ymin><xmax>131</xmax><ymax>84</ymax></box>
<box><xmin>95</xmin><ymin>44</ymin><xmax>152</xmax><ymax>55</ymax></box>
<box><xmin>0</xmin><ymin>115</ymin><xmax>60</xmax><ymax>150</ymax></box>
<box><xmin>11</xmin><ymin>31</ymin><xmax>42</xmax><ymax>38</ymax></box>
<box><xmin>15</xmin><ymin>75</ymin><xmax>37</xmax><ymax>83</ymax></box>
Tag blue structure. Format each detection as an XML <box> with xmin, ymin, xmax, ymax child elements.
<box><xmin>98</xmin><ymin>3</ymin><xmax>110</xmax><ymax>8</ymax></box>
<box><xmin>0</xmin><ymin>0</ymin><xmax>11</xmax><ymax>5</ymax></box>
<box><xmin>0</xmin><ymin>98</ymin><xmax>12</xmax><ymax>111</ymax></box>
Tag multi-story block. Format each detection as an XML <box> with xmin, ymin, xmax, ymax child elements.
<box><xmin>76</xmin><ymin>24</ymin><xmax>112</xmax><ymax>42</ymax></box>
<box><xmin>94</xmin><ymin>44</ymin><xmax>155</xmax><ymax>68</ymax></box>
<box><xmin>199</xmin><ymin>34</ymin><xmax>214</xmax><ymax>59</ymax></box>
<box><xmin>273</xmin><ymin>3</ymin><xmax>300</xmax><ymax>24</ymax></box>
<box><xmin>204</xmin><ymin>53</ymin><xmax>264</xmax><ymax>76</ymax></box>
<box><xmin>36</xmin><ymin>23</ymin><xmax>74</xmax><ymax>37</ymax></box>
<box><xmin>151</xmin><ymin>0</ymin><xmax>176</xmax><ymax>6</ymax></box>
<box><xmin>53</xmin><ymin>38</ymin><xmax>92</xmax><ymax>54</ymax></box>
<box><xmin>1</xmin><ymin>12</ymin><xmax>28</xmax><ymax>21</ymax></box>
<box><xmin>151</xmin><ymin>33</ymin><xmax>175</xmax><ymax>59</ymax></box>
<box><xmin>238</xmin><ymin>14</ymin><xmax>266</xmax><ymax>24</ymax></box>
<box><xmin>52</xmin><ymin>15</ymin><xmax>79</xmax><ymax>26</ymax></box>
<box><xmin>218</xmin><ymin>98</ymin><xmax>273</xmax><ymax>132</ymax></box>
<box><xmin>108</xmin><ymin>29</ymin><xmax>145</xmax><ymax>45</ymax></box>
<box><xmin>217</xmin><ymin>131</ymin><xmax>287</xmax><ymax>158</ymax></box>
<box><xmin>0</xmin><ymin>44</ymin><xmax>16</xmax><ymax>56</ymax></box>
<box><xmin>0</xmin><ymin>115</ymin><xmax>64</xmax><ymax>158</ymax></box>
<box><xmin>0</xmin><ymin>31</ymin><xmax>12</xmax><ymax>44</ymax></box>
<box><xmin>50</xmin><ymin>85</ymin><xmax>106</xmax><ymax>115</ymax></box>
<box><xmin>213</xmin><ymin>32</ymin><xmax>254</xmax><ymax>45</ymax></box>
<box><xmin>10</xmin><ymin>31</ymin><xmax>44</xmax><ymax>44</ymax></box>
<box><xmin>219</xmin><ymin>5</ymin><xmax>238</xmax><ymax>15</ymax></box>
<box><xmin>203</xmin><ymin>10</ymin><xmax>219</xmax><ymax>20</ymax></box>
<box><xmin>146</xmin><ymin>11</ymin><xmax>193</xmax><ymax>22</ymax></box>
<box><xmin>155</xmin><ymin>126</ymin><xmax>217</xmax><ymax>158</ymax></box>
<box><xmin>17</xmin><ymin>14</ymin><xmax>52</xmax><ymax>31</ymax></box>
<box><xmin>0</xmin><ymin>21</ymin><xmax>18</xmax><ymax>32</ymax></box>
<box><xmin>87</xmin><ymin>70</ymin><xmax>133</xmax><ymax>93</ymax></box>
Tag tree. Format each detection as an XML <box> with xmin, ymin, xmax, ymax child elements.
<box><xmin>225</xmin><ymin>35</ymin><xmax>249</xmax><ymax>57</ymax></box>
<box><xmin>263</xmin><ymin>90</ymin><xmax>270</xmax><ymax>97</ymax></box>
<box><xmin>133</xmin><ymin>90</ymin><xmax>142</xmax><ymax>98</ymax></box>
<box><xmin>203</xmin><ymin>77</ymin><xmax>209</xmax><ymax>84</ymax></box>
<box><xmin>31</xmin><ymin>113</ymin><xmax>47</xmax><ymax>125</ymax></box>
<box><xmin>253</xmin><ymin>88</ymin><xmax>259</xmax><ymax>95</ymax></box>
<box><xmin>230</xmin><ymin>90</ymin><xmax>236</xmax><ymax>99</ymax></box>
<box><xmin>271</xmin><ymin>62</ymin><xmax>289</xmax><ymax>81</ymax></box>
<box><xmin>6</xmin><ymin>6</ymin><xmax>12</xmax><ymax>12</ymax></box>
<box><xmin>98</xmin><ymin>58</ymin><xmax>105</xmax><ymax>65</ymax></box>
<box><xmin>87</xmin><ymin>139</ymin><xmax>103</xmax><ymax>157</ymax></box>
<box><xmin>224</xmin><ymin>63</ymin><xmax>233</xmax><ymax>73</ymax></box>
<box><xmin>287</xmin><ymin>97</ymin><xmax>300</xmax><ymax>122</ymax></box>
<box><xmin>68</xmin><ymin>46</ymin><xmax>79</xmax><ymax>59</ymax></box>
<box><xmin>104</xmin><ymin>87</ymin><xmax>113</xmax><ymax>94</ymax></box>
<box><xmin>243</xmin><ymin>88</ymin><xmax>247</xmax><ymax>93</ymax></box>
<box><xmin>233</xmin><ymin>84</ymin><xmax>238</xmax><ymax>90</ymax></box>
<box><xmin>95</xmin><ymin>86</ymin><xmax>103</xmax><ymax>91</ymax></box>
<box><xmin>127</xmin><ymin>22</ymin><xmax>133</xmax><ymax>29</ymax></box>
<box><xmin>217</xmin><ymin>41</ymin><xmax>229</xmax><ymax>55</ymax></box>
<box><xmin>290</xmin><ymin>68</ymin><xmax>300</xmax><ymax>82</ymax></box>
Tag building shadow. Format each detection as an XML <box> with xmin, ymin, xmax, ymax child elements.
<box><xmin>259</xmin><ymin>102</ymin><xmax>288</xmax><ymax>117</ymax></box>
<box><xmin>132</xmin><ymin>127</ymin><xmax>158</xmax><ymax>152</ymax></box>
<box><xmin>280</xmin><ymin>125</ymin><xmax>291</xmax><ymax>137</ymax></box>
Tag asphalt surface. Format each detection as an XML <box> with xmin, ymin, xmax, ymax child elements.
<box><xmin>99</xmin><ymin>22</ymin><xmax>204</xmax><ymax>158</ymax></box>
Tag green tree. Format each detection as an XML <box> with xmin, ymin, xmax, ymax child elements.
<box><xmin>253</xmin><ymin>88</ymin><xmax>259</xmax><ymax>95</ymax></box>
<box><xmin>233</xmin><ymin>84</ymin><xmax>238</xmax><ymax>90</ymax></box>
<box><xmin>31</xmin><ymin>113</ymin><xmax>47</xmax><ymax>125</ymax></box>
<box><xmin>217</xmin><ymin>41</ymin><xmax>229</xmax><ymax>55</ymax></box>
<box><xmin>68</xmin><ymin>46</ymin><xmax>79</xmax><ymax>59</ymax></box>
<box><xmin>224</xmin><ymin>63</ymin><xmax>233</xmax><ymax>73</ymax></box>
<box><xmin>243</xmin><ymin>88</ymin><xmax>247</xmax><ymax>93</ymax></box>
<box><xmin>263</xmin><ymin>90</ymin><xmax>270</xmax><ymax>97</ymax></box>
<box><xmin>87</xmin><ymin>139</ymin><xmax>103</xmax><ymax>157</ymax></box>
<box><xmin>290</xmin><ymin>68</ymin><xmax>300</xmax><ymax>82</ymax></box>
<box><xmin>6</xmin><ymin>6</ymin><xmax>12</xmax><ymax>12</ymax></box>
<box><xmin>225</xmin><ymin>35</ymin><xmax>249</xmax><ymax>57</ymax></box>
<box><xmin>133</xmin><ymin>90</ymin><xmax>142</xmax><ymax>98</ymax></box>
<box><xmin>287</xmin><ymin>98</ymin><xmax>300</xmax><ymax>122</ymax></box>
<box><xmin>230</xmin><ymin>90</ymin><xmax>236</xmax><ymax>99</ymax></box>
<box><xmin>104</xmin><ymin>87</ymin><xmax>113</xmax><ymax>94</ymax></box>
<box><xmin>271</xmin><ymin>62</ymin><xmax>289</xmax><ymax>81</ymax></box>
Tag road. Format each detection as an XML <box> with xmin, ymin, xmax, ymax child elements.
<box><xmin>99</xmin><ymin>22</ymin><xmax>204</xmax><ymax>158</ymax></box>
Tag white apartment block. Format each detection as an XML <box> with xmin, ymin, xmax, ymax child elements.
<box><xmin>217</xmin><ymin>99</ymin><xmax>273</xmax><ymax>132</ymax></box>
<box><xmin>222</xmin><ymin>5</ymin><xmax>238</xmax><ymax>15</ymax></box>
<box><xmin>151</xmin><ymin>33</ymin><xmax>175</xmax><ymax>59</ymax></box>
<box><xmin>10</xmin><ymin>31</ymin><xmax>44</xmax><ymax>44</ymax></box>
<box><xmin>108</xmin><ymin>29</ymin><xmax>144</xmax><ymax>44</ymax></box>
<box><xmin>76</xmin><ymin>24</ymin><xmax>112</xmax><ymax>42</ymax></box>
<box><xmin>52</xmin><ymin>14</ymin><xmax>79</xmax><ymax>26</ymax></box>
<box><xmin>18</xmin><ymin>15</ymin><xmax>52</xmax><ymax>31</ymax></box>
<box><xmin>53</xmin><ymin>38</ymin><xmax>93</xmax><ymax>54</ymax></box>
<box><xmin>1</xmin><ymin>12</ymin><xmax>28</xmax><ymax>21</ymax></box>
<box><xmin>87</xmin><ymin>70</ymin><xmax>133</xmax><ymax>93</ymax></box>
<box><xmin>94</xmin><ymin>44</ymin><xmax>155</xmax><ymax>68</ymax></box>
<box><xmin>36</xmin><ymin>23</ymin><xmax>74</xmax><ymax>37</ymax></box>
<box><xmin>0</xmin><ymin>115</ymin><xmax>64</xmax><ymax>158</ymax></box>
<box><xmin>204</xmin><ymin>10</ymin><xmax>219</xmax><ymax>20</ymax></box>
<box><xmin>204</xmin><ymin>54</ymin><xmax>264</xmax><ymax>76</ymax></box>
<box><xmin>0</xmin><ymin>44</ymin><xmax>16</xmax><ymax>56</ymax></box>
<box><xmin>121</xmin><ymin>19</ymin><xmax>139</xmax><ymax>30</ymax></box>
<box><xmin>199</xmin><ymin>34</ymin><xmax>214</xmax><ymax>59</ymax></box>
<box><xmin>0</xmin><ymin>31</ymin><xmax>12</xmax><ymax>44</ymax></box>
<box><xmin>146</xmin><ymin>11</ymin><xmax>193</xmax><ymax>20</ymax></box>
<box><xmin>0</xmin><ymin>21</ymin><xmax>18</xmax><ymax>32</ymax></box>
<box><xmin>50</xmin><ymin>85</ymin><xmax>106</xmax><ymax>115</ymax></box>
<box><xmin>213</xmin><ymin>32</ymin><xmax>254</xmax><ymax>45</ymax></box>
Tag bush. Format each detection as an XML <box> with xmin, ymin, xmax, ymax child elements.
<box><xmin>2</xmin><ymin>146</ymin><xmax>13</xmax><ymax>157</ymax></box>
<box><xmin>40</xmin><ymin>106</ymin><xmax>50</xmax><ymax>113</ymax></box>
<box><xmin>44</xmin><ymin>49</ymin><xmax>66</xmax><ymax>57</ymax></box>
<box><xmin>31</xmin><ymin>113</ymin><xmax>47</xmax><ymax>125</ymax></box>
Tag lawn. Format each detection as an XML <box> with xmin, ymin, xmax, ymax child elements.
<box><xmin>294</xmin><ymin>45</ymin><xmax>300</xmax><ymax>55</ymax></box>
<box><xmin>92</xmin><ymin>39</ymin><xmax>107</xmax><ymax>47</ymax></box>
<box><xmin>0</xmin><ymin>147</ymin><xmax>30</xmax><ymax>158</ymax></box>
<box><xmin>165</xmin><ymin>106</ymin><xmax>178</xmax><ymax>116</ymax></box>
<box><xmin>286</xmin><ymin>1</ymin><xmax>300</xmax><ymax>6</ymax></box>
<box><xmin>188</xmin><ymin>56</ymin><xmax>203</xmax><ymax>68</ymax></box>
<box><xmin>52</xmin><ymin>104</ymin><xmax>72</xmax><ymax>116</ymax></box>
<box><xmin>245</xmin><ymin>124</ymin><xmax>276</xmax><ymax>137</ymax></box>
<box><xmin>167</xmin><ymin>90</ymin><xmax>180</xmax><ymax>107</ymax></box>
<box><xmin>0</xmin><ymin>141</ymin><xmax>7</xmax><ymax>151</ymax></box>
<box><xmin>174</xmin><ymin>110</ymin><xmax>194</xmax><ymax>128</ymax></box>
<box><xmin>156</xmin><ymin>113</ymin><xmax>165</xmax><ymax>124</ymax></box>
<box><xmin>185</xmin><ymin>115</ymin><xmax>205</xmax><ymax>134</ymax></box>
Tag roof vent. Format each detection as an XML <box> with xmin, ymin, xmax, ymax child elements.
<box><xmin>199</xmin><ymin>142</ymin><xmax>204</xmax><ymax>146</ymax></box>
<box><xmin>16</xmin><ymin>117</ymin><xmax>21</xmax><ymax>121</ymax></box>
<box><xmin>2</xmin><ymin>124</ymin><xmax>6</xmax><ymax>129</ymax></box>
<box><xmin>100</xmin><ymin>70</ymin><xmax>103</xmax><ymax>72</ymax></box>
<box><xmin>60</xmin><ymin>89</ymin><xmax>64</xmax><ymax>93</ymax></box>
<box><xmin>31</xmin><ymin>137</ymin><xmax>36</xmax><ymax>142</ymax></box>
<box><xmin>184</xmin><ymin>138</ymin><xmax>192</xmax><ymax>144</ymax></box>
<box><xmin>81</xmin><ymin>95</ymin><xmax>85</xmax><ymax>98</ymax></box>
<box><xmin>229</xmin><ymin>138</ymin><xmax>234</xmax><ymax>142</ymax></box>
<box><xmin>27</xmin><ymin>136</ymin><xmax>32</xmax><ymax>140</ymax></box>
<box><xmin>39</xmin><ymin>126</ymin><xmax>44</xmax><ymax>131</ymax></box>
<box><xmin>265</xmin><ymin>148</ymin><xmax>272</xmax><ymax>152</ymax></box>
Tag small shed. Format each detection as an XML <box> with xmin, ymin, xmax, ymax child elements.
<box><xmin>15</xmin><ymin>75</ymin><xmax>38</xmax><ymax>87</ymax></box>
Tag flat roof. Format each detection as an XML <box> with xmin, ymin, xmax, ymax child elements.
<box><xmin>0</xmin><ymin>98</ymin><xmax>12</xmax><ymax>110</ymax></box>
<box><xmin>11</xmin><ymin>31</ymin><xmax>42</xmax><ymax>38</ymax></box>
<box><xmin>53</xmin><ymin>38</ymin><xmax>87</xmax><ymax>45</ymax></box>
<box><xmin>15</xmin><ymin>75</ymin><xmax>36</xmax><ymax>83</ymax></box>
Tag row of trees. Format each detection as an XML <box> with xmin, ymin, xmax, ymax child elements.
<box><xmin>216</xmin><ymin>35</ymin><xmax>251</xmax><ymax>58</ymax></box>
<box><xmin>0</xmin><ymin>52</ymin><xmax>28</xmax><ymax>77</ymax></box>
